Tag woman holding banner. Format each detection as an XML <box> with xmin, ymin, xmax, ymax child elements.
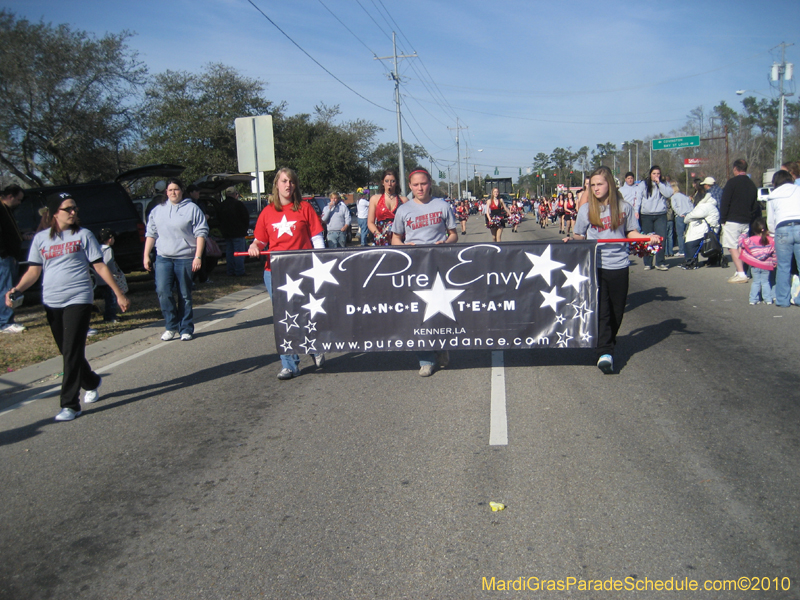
<box><xmin>392</xmin><ymin>168</ymin><xmax>458</xmax><ymax>377</ymax></box>
<box><xmin>568</xmin><ymin>166</ymin><xmax>660</xmax><ymax>375</ymax></box>
<box><xmin>248</xmin><ymin>168</ymin><xmax>326</xmax><ymax>380</ymax></box>
<box><xmin>368</xmin><ymin>169</ymin><xmax>408</xmax><ymax>246</ymax></box>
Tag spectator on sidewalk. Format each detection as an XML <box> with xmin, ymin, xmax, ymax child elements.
<box><xmin>636</xmin><ymin>166</ymin><xmax>673</xmax><ymax>270</ymax></box>
<box><xmin>321</xmin><ymin>192</ymin><xmax>351</xmax><ymax>248</ymax></box>
<box><xmin>0</xmin><ymin>184</ymin><xmax>26</xmax><ymax>333</ymax></box>
<box><xmin>719</xmin><ymin>159</ymin><xmax>759</xmax><ymax>284</ymax></box>
<box><xmin>217</xmin><ymin>187</ymin><xmax>250</xmax><ymax>276</ymax></box>
<box><xmin>670</xmin><ymin>181</ymin><xmax>694</xmax><ymax>257</ymax></box>
<box><xmin>356</xmin><ymin>190</ymin><xmax>371</xmax><ymax>246</ymax></box>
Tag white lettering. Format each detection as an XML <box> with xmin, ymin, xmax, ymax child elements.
<box><xmin>346</xmin><ymin>305</ymin><xmax>355</xmax><ymax>314</ymax></box>
<box><xmin>446</xmin><ymin>244</ymin><xmax>501</xmax><ymax>286</ymax></box>
<box><xmin>395</xmin><ymin>302</ymin><xmax>404</xmax><ymax>313</ymax></box>
<box><xmin>503</xmin><ymin>300</ymin><xmax>516</xmax><ymax>310</ymax></box>
<box><xmin>487</xmin><ymin>301</ymin><xmax>497</xmax><ymax>311</ymax></box>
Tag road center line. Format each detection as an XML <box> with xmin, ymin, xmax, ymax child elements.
<box><xmin>489</xmin><ymin>350</ymin><xmax>508</xmax><ymax>446</ymax></box>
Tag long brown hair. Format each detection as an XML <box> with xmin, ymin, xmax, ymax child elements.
<box><xmin>270</xmin><ymin>167</ymin><xmax>303</xmax><ymax>212</ymax></box>
<box><xmin>587</xmin><ymin>166</ymin><xmax>624</xmax><ymax>229</ymax></box>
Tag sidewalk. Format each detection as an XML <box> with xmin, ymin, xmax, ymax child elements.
<box><xmin>0</xmin><ymin>284</ymin><xmax>268</xmax><ymax>412</ymax></box>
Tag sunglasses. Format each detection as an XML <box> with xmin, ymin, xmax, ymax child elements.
<box><xmin>59</xmin><ymin>205</ymin><xmax>79</xmax><ymax>213</ymax></box>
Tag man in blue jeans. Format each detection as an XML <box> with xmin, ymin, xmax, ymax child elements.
<box><xmin>0</xmin><ymin>185</ymin><xmax>25</xmax><ymax>333</ymax></box>
<box><xmin>321</xmin><ymin>192</ymin><xmax>351</xmax><ymax>248</ymax></box>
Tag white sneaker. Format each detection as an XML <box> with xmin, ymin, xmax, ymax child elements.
<box><xmin>161</xmin><ymin>330</ymin><xmax>178</xmax><ymax>341</ymax></box>
<box><xmin>1</xmin><ymin>323</ymin><xmax>25</xmax><ymax>333</ymax></box>
<box><xmin>597</xmin><ymin>354</ymin><xmax>614</xmax><ymax>374</ymax></box>
<box><xmin>277</xmin><ymin>368</ymin><xmax>295</xmax><ymax>380</ymax></box>
<box><xmin>55</xmin><ymin>407</ymin><xmax>82</xmax><ymax>421</ymax></box>
<box><xmin>84</xmin><ymin>378</ymin><xmax>102</xmax><ymax>404</ymax></box>
<box><xmin>419</xmin><ymin>364</ymin><xmax>434</xmax><ymax>377</ymax></box>
<box><xmin>86</xmin><ymin>328</ymin><xmax>98</xmax><ymax>337</ymax></box>
<box><xmin>180</xmin><ymin>333</ymin><xmax>193</xmax><ymax>341</ymax></box>
<box><xmin>313</xmin><ymin>353</ymin><xmax>326</xmax><ymax>368</ymax></box>
<box><xmin>727</xmin><ymin>273</ymin><xmax>749</xmax><ymax>284</ymax></box>
<box><xmin>654</xmin><ymin>264</ymin><xmax>669</xmax><ymax>271</ymax></box>
<box><xmin>643</xmin><ymin>266</ymin><xmax>652</xmax><ymax>271</ymax></box>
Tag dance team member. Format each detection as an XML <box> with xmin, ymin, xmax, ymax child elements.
<box><xmin>368</xmin><ymin>169</ymin><xmax>407</xmax><ymax>246</ymax></box>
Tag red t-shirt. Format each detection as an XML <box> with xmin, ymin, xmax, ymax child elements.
<box><xmin>253</xmin><ymin>201</ymin><xmax>323</xmax><ymax>271</ymax></box>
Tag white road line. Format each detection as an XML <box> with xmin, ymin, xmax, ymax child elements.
<box><xmin>489</xmin><ymin>350</ymin><xmax>508</xmax><ymax>446</ymax></box>
<box><xmin>0</xmin><ymin>292</ymin><xmax>270</xmax><ymax>418</ymax></box>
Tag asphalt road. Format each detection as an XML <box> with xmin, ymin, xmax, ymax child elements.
<box><xmin>1</xmin><ymin>213</ymin><xmax>799</xmax><ymax>600</ymax></box>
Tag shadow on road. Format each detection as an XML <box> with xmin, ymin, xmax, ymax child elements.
<box><xmin>626</xmin><ymin>286</ymin><xmax>685</xmax><ymax>312</ymax></box>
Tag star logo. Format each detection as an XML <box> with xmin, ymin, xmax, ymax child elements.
<box><xmin>540</xmin><ymin>286</ymin><xmax>565</xmax><ymax>312</ymax></box>
<box><xmin>272</xmin><ymin>215</ymin><xmax>297</xmax><ymax>238</ymax></box>
<box><xmin>277</xmin><ymin>274</ymin><xmax>304</xmax><ymax>301</ymax></box>
<box><xmin>561</xmin><ymin>264</ymin><xmax>589</xmax><ymax>292</ymax></box>
<box><xmin>556</xmin><ymin>330</ymin><xmax>574</xmax><ymax>348</ymax></box>
<box><xmin>524</xmin><ymin>245</ymin><xmax>565</xmax><ymax>285</ymax></box>
<box><xmin>580</xmin><ymin>331</ymin><xmax>592</xmax><ymax>342</ymax></box>
<box><xmin>304</xmin><ymin>320</ymin><xmax>317</xmax><ymax>333</ymax></box>
<box><xmin>280</xmin><ymin>339</ymin><xmax>294</xmax><ymax>352</ymax></box>
<box><xmin>300</xmin><ymin>253</ymin><xmax>339</xmax><ymax>293</ymax></box>
<box><xmin>279</xmin><ymin>311</ymin><xmax>299</xmax><ymax>330</ymax></box>
<box><xmin>299</xmin><ymin>337</ymin><xmax>317</xmax><ymax>353</ymax></box>
<box><xmin>570</xmin><ymin>300</ymin><xmax>594</xmax><ymax>324</ymax></box>
<box><xmin>555</xmin><ymin>313</ymin><xmax>566</xmax><ymax>325</ymax></box>
<box><xmin>302</xmin><ymin>294</ymin><xmax>326</xmax><ymax>318</ymax></box>
<box><xmin>413</xmin><ymin>272</ymin><xmax>465</xmax><ymax>322</ymax></box>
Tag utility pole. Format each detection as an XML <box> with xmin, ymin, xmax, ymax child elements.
<box><xmin>772</xmin><ymin>42</ymin><xmax>795</xmax><ymax>170</ymax></box>
<box><xmin>448</xmin><ymin>118</ymin><xmax>467</xmax><ymax>200</ymax></box>
<box><xmin>375</xmin><ymin>33</ymin><xmax>417</xmax><ymax>197</ymax></box>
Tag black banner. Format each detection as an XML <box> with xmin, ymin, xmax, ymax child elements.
<box><xmin>270</xmin><ymin>241</ymin><xmax>598</xmax><ymax>354</ymax></box>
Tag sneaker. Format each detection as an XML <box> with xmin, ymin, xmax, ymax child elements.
<box><xmin>419</xmin><ymin>364</ymin><xmax>434</xmax><ymax>377</ymax></box>
<box><xmin>0</xmin><ymin>323</ymin><xmax>25</xmax><ymax>333</ymax></box>
<box><xmin>436</xmin><ymin>351</ymin><xmax>450</xmax><ymax>369</ymax></box>
<box><xmin>597</xmin><ymin>354</ymin><xmax>614</xmax><ymax>374</ymax></box>
<box><xmin>180</xmin><ymin>333</ymin><xmax>193</xmax><ymax>341</ymax></box>
<box><xmin>313</xmin><ymin>353</ymin><xmax>326</xmax><ymax>368</ymax></box>
<box><xmin>675</xmin><ymin>253</ymin><xmax>684</xmax><ymax>258</ymax></box>
<box><xmin>277</xmin><ymin>368</ymin><xmax>295</xmax><ymax>380</ymax></box>
<box><xmin>727</xmin><ymin>273</ymin><xmax>750</xmax><ymax>284</ymax></box>
<box><xmin>749</xmin><ymin>301</ymin><xmax>761</xmax><ymax>305</ymax></box>
<box><xmin>643</xmin><ymin>266</ymin><xmax>652</xmax><ymax>271</ymax></box>
<box><xmin>161</xmin><ymin>330</ymin><xmax>178</xmax><ymax>341</ymax></box>
<box><xmin>86</xmin><ymin>328</ymin><xmax>98</xmax><ymax>337</ymax></box>
<box><xmin>84</xmin><ymin>378</ymin><xmax>102</xmax><ymax>403</ymax></box>
<box><xmin>55</xmin><ymin>407</ymin><xmax>82</xmax><ymax>421</ymax></box>
<box><xmin>654</xmin><ymin>264</ymin><xmax>669</xmax><ymax>271</ymax></box>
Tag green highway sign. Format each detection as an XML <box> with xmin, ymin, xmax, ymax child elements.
<box><xmin>651</xmin><ymin>136</ymin><xmax>700</xmax><ymax>150</ymax></box>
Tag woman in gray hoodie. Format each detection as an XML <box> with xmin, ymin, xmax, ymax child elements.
<box><xmin>636</xmin><ymin>165</ymin><xmax>673</xmax><ymax>270</ymax></box>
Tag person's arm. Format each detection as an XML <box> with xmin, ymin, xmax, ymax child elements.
<box><xmin>192</xmin><ymin>237</ymin><xmax>205</xmax><ymax>272</ymax></box>
<box><xmin>719</xmin><ymin>183</ymin><xmax>732</xmax><ymax>223</ymax></box>
<box><xmin>4</xmin><ymin>265</ymin><xmax>42</xmax><ymax>307</ymax></box>
<box><xmin>143</xmin><ymin>237</ymin><xmax>156</xmax><ymax>272</ymax></box>
<box><xmin>367</xmin><ymin>196</ymin><xmax>380</xmax><ymax>235</ymax></box>
<box><xmin>92</xmin><ymin>262</ymin><xmax>130</xmax><ymax>312</ymax></box>
<box><xmin>440</xmin><ymin>228</ymin><xmax>458</xmax><ymax>244</ymax></box>
<box><xmin>391</xmin><ymin>232</ymin><xmax>406</xmax><ymax>245</ymax></box>
<box><xmin>341</xmin><ymin>203</ymin><xmax>351</xmax><ymax>231</ymax></box>
<box><xmin>321</xmin><ymin>204</ymin><xmax>333</xmax><ymax>224</ymax></box>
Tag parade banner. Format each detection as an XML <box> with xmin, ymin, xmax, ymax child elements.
<box><xmin>269</xmin><ymin>241</ymin><xmax>598</xmax><ymax>354</ymax></box>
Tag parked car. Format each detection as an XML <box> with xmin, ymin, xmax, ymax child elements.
<box><xmin>16</xmin><ymin>164</ymin><xmax>185</xmax><ymax>273</ymax></box>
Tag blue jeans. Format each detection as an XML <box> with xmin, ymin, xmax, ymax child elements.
<box><xmin>327</xmin><ymin>229</ymin><xmax>346</xmax><ymax>248</ymax></box>
<box><xmin>774</xmin><ymin>224</ymin><xmax>800</xmax><ymax>306</ymax></box>
<box><xmin>0</xmin><ymin>255</ymin><xmax>17</xmax><ymax>326</ymax></box>
<box><xmin>749</xmin><ymin>267</ymin><xmax>775</xmax><ymax>303</ymax></box>
<box><xmin>225</xmin><ymin>237</ymin><xmax>246</xmax><ymax>275</ymax></box>
<box><xmin>101</xmin><ymin>285</ymin><xmax>118</xmax><ymax>321</ymax></box>
<box><xmin>665</xmin><ymin>220</ymin><xmax>674</xmax><ymax>256</ymax></box>
<box><xmin>675</xmin><ymin>216</ymin><xmax>687</xmax><ymax>255</ymax></box>
<box><xmin>640</xmin><ymin>213</ymin><xmax>667</xmax><ymax>267</ymax></box>
<box><xmin>155</xmin><ymin>256</ymin><xmax>194</xmax><ymax>334</ymax></box>
<box><xmin>358</xmin><ymin>218</ymin><xmax>369</xmax><ymax>246</ymax></box>
<box><xmin>264</xmin><ymin>269</ymin><xmax>303</xmax><ymax>374</ymax></box>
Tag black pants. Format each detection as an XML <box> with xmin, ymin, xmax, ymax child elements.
<box><xmin>596</xmin><ymin>267</ymin><xmax>629</xmax><ymax>359</ymax></box>
<box><xmin>45</xmin><ymin>304</ymin><xmax>100</xmax><ymax>411</ymax></box>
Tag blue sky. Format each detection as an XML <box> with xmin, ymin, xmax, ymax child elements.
<box><xmin>5</xmin><ymin>0</ymin><xmax>799</xmax><ymax>179</ymax></box>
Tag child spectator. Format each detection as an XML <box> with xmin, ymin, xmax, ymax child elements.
<box><xmin>98</xmin><ymin>229</ymin><xmax>128</xmax><ymax>322</ymax></box>
<box><xmin>738</xmin><ymin>218</ymin><xmax>776</xmax><ymax>305</ymax></box>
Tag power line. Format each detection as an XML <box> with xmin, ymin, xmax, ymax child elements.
<box><xmin>246</xmin><ymin>0</ymin><xmax>392</xmax><ymax>112</ymax></box>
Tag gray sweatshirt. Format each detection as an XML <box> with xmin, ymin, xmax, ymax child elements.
<box><xmin>636</xmin><ymin>180</ymin><xmax>674</xmax><ymax>215</ymax></box>
<box><xmin>146</xmin><ymin>198</ymin><xmax>209</xmax><ymax>259</ymax></box>
<box><xmin>321</xmin><ymin>201</ymin><xmax>351</xmax><ymax>230</ymax></box>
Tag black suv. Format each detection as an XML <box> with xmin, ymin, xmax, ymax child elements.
<box><xmin>17</xmin><ymin>164</ymin><xmax>185</xmax><ymax>273</ymax></box>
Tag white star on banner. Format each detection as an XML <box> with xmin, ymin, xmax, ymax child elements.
<box><xmin>272</xmin><ymin>215</ymin><xmax>297</xmax><ymax>238</ymax></box>
<box><xmin>280</xmin><ymin>339</ymin><xmax>294</xmax><ymax>352</ymax></box>
<box><xmin>277</xmin><ymin>274</ymin><xmax>304</xmax><ymax>301</ymax></box>
<box><xmin>304</xmin><ymin>320</ymin><xmax>317</xmax><ymax>333</ymax></box>
<box><xmin>279</xmin><ymin>311</ymin><xmax>299</xmax><ymax>330</ymax></box>
<box><xmin>570</xmin><ymin>300</ymin><xmax>594</xmax><ymax>324</ymax></box>
<box><xmin>299</xmin><ymin>337</ymin><xmax>317</xmax><ymax>353</ymax></box>
<box><xmin>302</xmin><ymin>294</ymin><xmax>326</xmax><ymax>318</ymax></box>
<box><xmin>561</xmin><ymin>264</ymin><xmax>589</xmax><ymax>292</ymax></box>
<box><xmin>580</xmin><ymin>331</ymin><xmax>592</xmax><ymax>342</ymax></box>
<box><xmin>413</xmin><ymin>273</ymin><xmax>465</xmax><ymax>322</ymax></box>
<box><xmin>300</xmin><ymin>253</ymin><xmax>339</xmax><ymax>293</ymax></box>
<box><xmin>524</xmin><ymin>245</ymin><xmax>565</xmax><ymax>285</ymax></box>
<box><xmin>540</xmin><ymin>286</ymin><xmax>565</xmax><ymax>312</ymax></box>
<box><xmin>555</xmin><ymin>313</ymin><xmax>566</xmax><ymax>325</ymax></box>
<box><xmin>556</xmin><ymin>330</ymin><xmax>574</xmax><ymax>348</ymax></box>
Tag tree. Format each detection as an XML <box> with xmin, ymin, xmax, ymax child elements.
<box><xmin>140</xmin><ymin>63</ymin><xmax>277</xmax><ymax>185</ymax></box>
<box><xmin>368</xmin><ymin>142</ymin><xmax>428</xmax><ymax>182</ymax></box>
<box><xmin>0</xmin><ymin>11</ymin><xmax>147</xmax><ymax>185</ymax></box>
